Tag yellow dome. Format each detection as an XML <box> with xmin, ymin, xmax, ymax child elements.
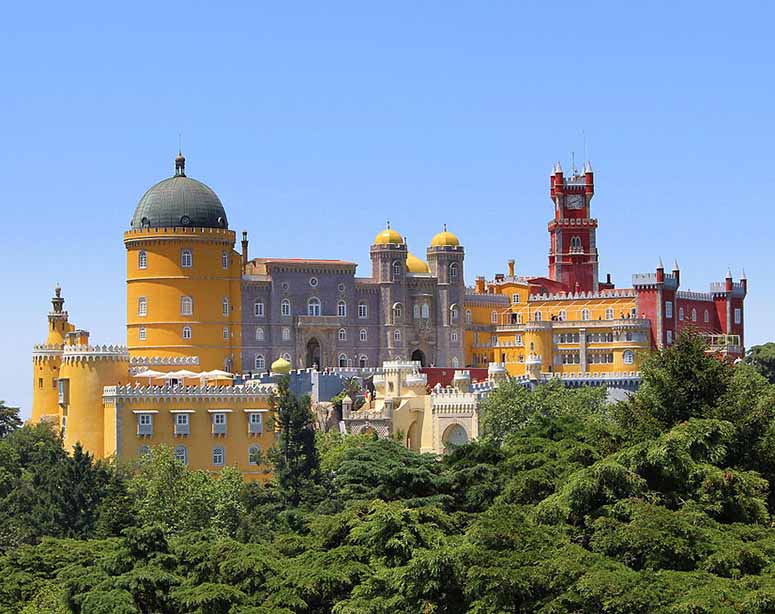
<box><xmin>373</xmin><ymin>226</ymin><xmax>404</xmax><ymax>245</ymax></box>
<box><xmin>430</xmin><ymin>226</ymin><xmax>460</xmax><ymax>247</ymax></box>
<box><xmin>406</xmin><ymin>252</ymin><xmax>430</xmax><ymax>274</ymax></box>
<box><xmin>271</xmin><ymin>357</ymin><xmax>292</xmax><ymax>374</ymax></box>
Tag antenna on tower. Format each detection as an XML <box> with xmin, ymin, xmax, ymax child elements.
<box><xmin>571</xmin><ymin>151</ymin><xmax>577</xmax><ymax>175</ymax></box>
<box><xmin>178</xmin><ymin>132</ymin><xmax>182</xmax><ymax>154</ymax></box>
<box><xmin>582</xmin><ymin>129</ymin><xmax>588</xmax><ymax>163</ymax></box>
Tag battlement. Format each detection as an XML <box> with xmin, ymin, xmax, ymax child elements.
<box><xmin>709</xmin><ymin>281</ymin><xmax>746</xmax><ymax>297</ymax></box>
<box><xmin>129</xmin><ymin>356</ymin><xmax>200</xmax><ymax>371</ymax></box>
<box><xmin>32</xmin><ymin>343</ymin><xmax>64</xmax><ymax>360</ymax></box>
<box><xmin>430</xmin><ymin>388</ymin><xmax>480</xmax><ymax>412</ymax></box>
<box><xmin>676</xmin><ymin>290</ymin><xmax>714</xmax><ymax>302</ymax></box>
<box><xmin>103</xmin><ymin>381</ymin><xmax>276</xmax><ymax>401</ymax></box>
<box><xmin>124</xmin><ymin>226</ymin><xmax>236</xmax><ymax>242</ymax></box>
<box><xmin>529</xmin><ymin>288</ymin><xmax>637</xmax><ymax>302</ymax></box>
<box><xmin>632</xmin><ymin>272</ymin><xmax>679</xmax><ymax>290</ymax></box>
<box><xmin>62</xmin><ymin>344</ymin><xmax>129</xmax><ymax>362</ymax></box>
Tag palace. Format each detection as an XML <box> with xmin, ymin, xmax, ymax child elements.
<box><xmin>30</xmin><ymin>153</ymin><xmax>747</xmax><ymax>472</ymax></box>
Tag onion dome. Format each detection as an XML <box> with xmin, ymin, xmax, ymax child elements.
<box><xmin>130</xmin><ymin>153</ymin><xmax>228</xmax><ymax>230</ymax></box>
<box><xmin>271</xmin><ymin>357</ymin><xmax>292</xmax><ymax>374</ymax></box>
<box><xmin>373</xmin><ymin>222</ymin><xmax>404</xmax><ymax>245</ymax></box>
<box><xmin>406</xmin><ymin>252</ymin><xmax>430</xmax><ymax>274</ymax></box>
<box><xmin>430</xmin><ymin>224</ymin><xmax>460</xmax><ymax>247</ymax></box>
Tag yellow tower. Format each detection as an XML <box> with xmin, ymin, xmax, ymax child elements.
<box><xmin>124</xmin><ymin>153</ymin><xmax>242</xmax><ymax>373</ymax></box>
<box><xmin>31</xmin><ymin>285</ymin><xmax>73</xmax><ymax>425</ymax></box>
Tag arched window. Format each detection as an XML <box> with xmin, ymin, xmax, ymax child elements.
<box><xmin>222</xmin><ymin>251</ymin><xmax>229</xmax><ymax>269</ymax></box>
<box><xmin>570</xmin><ymin>236</ymin><xmax>582</xmax><ymax>252</ymax></box>
<box><xmin>392</xmin><ymin>261</ymin><xmax>402</xmax><ymax>281</ymax></box>
<box><xmin>212</xmin><ymin>447</ymin><xmax>225</xmax><ymax>466</ymax></box>
<box><xmin>223</xmin><ymin>326</ymin><xmax>230</xmax><ymax>340</ymax></box>
<box><xmin>338</xmin><ymin>328</ymin><xmax>347</xmax><ymax>341</ymax></box>
<box><xmin>393</xmin><ymin>329</ymin><xmax>401</xmax><ymax>342</ymax></box>
<box><xmin>691</xmin><ymin>308</ymin><xmax>697</xmax><ymax>322</ymax></box>
<box><xmin>181</xmin><ymin>249</ymin><xmax>193</xmax><ymax>268</ymax></box>
<box><xmin>451</xmin><ymin>330</ymin><xmax>459</xmax><ymax>342</ymax></box>
<box><xmin>358</xmin><ymin>302</ymin><xmax>368</xmax><ymax>318</ymax></box>
<box><xmin>222</xmin><ymin>297</ymin><xmax>230</xmax><ymax>316</ymax></box>
<box><xmin>422</xmin><ymin>303</ymin><xmax>430</xmax><ymax>319</ymax></box>
<box><xmin>281</xmin><ymin>299</ymin><xmax>291</xmax><ymax>317</ymax></box>
<box><xmin>679</xmin><ymin>307</ymin><xmax>685</xmax><ymax>321</ymax></box>
<box><xmin>558</xmin><ymin>310</ymin><xmax>567</xmax><ymax>321</ymax></box>
<box><xmin>451</xmin><ymin>356</ymin><xmax>459</xmax><ymax>368</ymax></box>
<box><xmin>138</xmin><ymin>297</ymin><xmax>147</xmax><ymax>316</ymax></box>
<box><xmin>605</xmin><ymin>308</ymin><xmax>614</xmax><ymax>320</ymax></box>
<box><xmin>282</xmin><ymin>327</ymin><xmax>290</xmax><ymax>341</ymax></box>
<box><xmin>255</xmin><ymin>354</ymin><xmax>265</xmax><ymax>370</ymax></box>
<box><xmin>337</xmin><ymin>301</ymin><xmax>347</xmax><ymax>317</ymax></box>
<box><xmin>449</xmin><ymin>262</ymin><xmax>459</xmax><ymax>282</ymax></box>
<box><xmin>138</xmin><ymin>250</ymin><xmax>147</xmax><ymax>269</ymax></box>
<box><xmin>465</xmin><ymin>309</ymin><xmax>472</xmax><ymax>324</ymax></box>
<box><xmin>174</xmin><ymin>445</ymin><xmax>188</xmax><ymax>465</ymax></box>
<box><xmin>180</xmin><ymin>296</ymin><xmax>193</xmax><ymax>316</ymax></box>
<box><xmin>393</xmin><ymin>303</ymin><xmax>403</xmax><ymax>322</ymax></box>
<box><xmin>623</xmin><ymin>350</ymin><xmax>634</xmax><ymax>365</ymax></box>
<box><xmin>138</xmin><ymin>326</ymin><xmax>146</xmax><ymax>341</ymax></box>
<box><xmin>491</xmin><ymin>311</ymin><xmax>498</xmax><ymax>324</ymax></box>
<box><xmin>248</xmin><ymin>445</ymin><xmax>261</xmax><ymax>465</ymax></box>
<box><xmin>307</xmin><ymin>297</ymin><xmax>321</xmax><ymax>316</ymax></box>
<box><xmin>581</xmin><ymin>308</ymin><xmax>590</xmax><ymax>321</ymax></box>
<box><xmin>255</xmin><ymin>327</ymin><xmax>264</xmax><ymax>341</ymax></box>
<box><xmin>534</xmin><ymin>311</ymin><xmax>542</xmax><ymax>322</ymax></box>
<box><xmin>450</xmin><ymin>304</ymin><xmax>459</xmax><ymax>321</ymax></box>
<box><xmin>360</xmin><ymin>328</ymin><xmax>367</xmax><ymax>342</ymax></box>
<box><xmin>704</xmin><ymin>309</ymin><xmax>710</xmax><ymax>323</ymax></box>
<box><xmin>338</xmin><ymin>353</ymin><xmax>348</xmax><ymax>367</ymax></box>
<box><xmin>413</xmin><ymin>304</ymin><xmax>421</xmax><ymax>319</ymax></box>
<box><xmin>359</xmin><ymin>355</ymin><xmax>368</xmax><ymax>368</ymax></box>
<box><xmin>182</xmin><ymin>325</ymin><xmax>192</xmax><ymax>340</ymax></box>
<box><xmin>254</xmin><ymin>301</ymin><xmax>264</xmax><ymax>317</ymax></box>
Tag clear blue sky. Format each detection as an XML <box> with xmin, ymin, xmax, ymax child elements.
<box><xmin>2</xmin><ymin>1</ymin><xmax>773</xmax><ymax>416</ymax></box>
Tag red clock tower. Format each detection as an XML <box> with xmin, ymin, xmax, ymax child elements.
<box><xmin>547</xmin><ymin>161</ymin><xmax>599</xmax><ymax>293</ymax></box>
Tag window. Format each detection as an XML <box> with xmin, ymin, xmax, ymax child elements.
<box><xmin>581</xmin><ymin>308</ymin><xmax>590</xmax><ymax>321</ymax></box>
<box><xmin>223</xmin><ymin>326</ymin><xmax>230</xmax><ymax>340</ymax></box>
<box><xmin>332</xmin><ymin>299</ymin><xmax>345</xmax><ymax>317</ymax></box>
<box><xmin>450</xmin><ymin>305</ymin><xmax>459</xmax><ymax>321</ymax></box>
<box><xmin>255</xmin><ymin>327</ymin><xmax>264</xmax><ymax>341</ymax></box>
<box><xmin>422</xmin><ymin>303</ymin><xmax>430</xmax><ymax>319</ymax></box>
<box><xmin>174</xmin><ymin>413</ymin><xmax>189</xmax><ymax>435</ymax></box>
<box><xmin>174</xmin><ymin>445</ymin><xmax>188</xmax><ymax>465</ymax></box>
<box><xmin>451</xmin><ymin>330</ymin><xmax>459</xmax><ymax>342</ymax></box>
<box><xmin>691</xmin><ymin>308</ymin><xmax>697</xmax><ymax>322</ymax></box>
<box><xmin>138</xmin><ymin>326</ymin><xmax>146</xmax><ymax>341</ymax></box>
<box><xmin>393</xmin><ymin>303</ymin><xmax>403</xmax><ymax>322</ymax></box>
<box><xmin>558</xmin><ymin>310</ymin><xmax>567</xmax><ymax>321</ymax></box>
<box><xmin>254</xmin><ymin>301</ymin><xmax>264</xmax><ymax>317</ymax></box>
<box><xmin>534</xmin><ymin>311</ymin><xmax>542</xmax><ymax>322</ymax></box>
<box><xmin>138</xmin><ymin>250</ymin><xmax>147</xmax><ymax>269</ymax></box>
<box><xmin>360</xmin><ymin>328</ymin><xmax>367</xmax><ymax>342</ymax></box>
<box><xmin>491</xmin><ymin>311</ymin><xmax>498</xmax><ymax>324</ymax></box>
<box><xmin>220</xmin><ymin>251</ymin><xmax>229</xmax><ymax>270</ymax></box>
<box><xmin>182</xmin><ymin>326</ymin><xmax>192</xmax><ymax>340</ymax></box>
<box><xmin>623</xmin><ymin>350</ymin><xmax>634</xmax><ymax>365</ymax></box>
<box><xmin>512</xmin><ymin>294</ymin><xmax>520</xmax><ymax>304</ymax></box>
<box><xmin>665</xmin><ymin>301</ymin><xmax>673</xmax><ymax>319</ymax></box>
<box><xmin>449</xmin><ymin>263</ymin><xmax>459</xmax><ymax>282</ymax></box>
<box><xmin>570</xmin><ymin>236</ymin><xmax>582</xmax><ymax>252</ymax></box>
<box><xmin>465</xmin><ymin>309</ymin><xmax>472</xmax><ymax>325</ymax></box>
<box><xmin>393</xmin><ymin>329</ymin><xmax>401</xmax><ymax>342</ymax></box>
<box><xmin>222</xmin><ymin>297</ymin><xmax>230</xmax><ymax>316</ymax></box>
<box><xmin>212</xmin><ymin>447</ymin><xmax>225</xmax><ymax>466</ymax></box>
<box><xmin>137</xmin><ymin>413</ymin><xmax>153</xmax><ymax>436</ymax></box>
<box><xmin>181</xmin><ymin>249</ymin><xmax>193</xmax><ymax>268</ymax></box>
<box><xmin>338</xmin><ymin>328</ymin><xmax>347</xmax><ymax>341</ymax></box>
<box><xmin>248</xmin><ymin>445</ymin><xmax>261</xmax><ymax>465</ymax></box>
<box><xmin>213</xmin><ymin>412</ymin><xmax>227</xmax><ymax>435</ymax></box>
<box><xmin>248</xmin><ymin>412</ymin><xmax>263</xmax><ymax>434</ymax></box>
<box><xmin>413</xmin><ymin>304</ymin><xmax>421</xmax><ymax>319</ymax></box>
<box><xmin>605</xmin><ymin>308</ymin><xmax>614</xmax><ymax>320</ymax></box>
<box><xmin>181</xmin><ymin>296</ymin><xmax>193</xmax><ymax>315</ymax></box>
<box><xmin>734</xmin><ymin>308</ymin><xmax>742</xmax><ymax>325</ymax></box>
<box><xmin>666</xmin><ymin>330</ymin><xmax>673</xmax><ymax>345</ymax></box>
<box><xmin>359</xmin><ymin>355</ymin><xmax>368</xmax><ymax>368</ymax></box>
<box><xmin>338</xmin><ymin>353</ymin><xmax>348</xmax><ymax>367</ymax></box>
<box><xmin>679</xmin><ymin>307</ymin><xmax>685</xmax><ymax>321</ymax></box>
<box><xmin>281</xmin><ymin>299</ymin><xmax>291</xmax><ymax>317</ymax></box>
<box><xmin>282</xmin><ymin>327</ymin><xmax>290</xmax><ymax>341</ymax></box>
<box><xmin>307</xmin><ymin>297</ymin><xmax>321</xmax><ymax>316</ymax></box>
<box><xmin>704</xmin><ymin>309</ymin><xmax>710</xmax><ymax>323</ymax></box>
<box><xmin>255</xmin><ymin>354</ymin><xmax>265</xmax><ymax>370</ymax></box>
<box><xmin>138</xmin><ymin>297</ymin><xmax>147</xmax><ymax>316</ymax></box>
<box><xmin>392</xmin><ymin>261</ymin><xmax>402</xmax><ymax>281</ymax></box>
<box><xmin>357</xmin><ymin>302</ymin><xmax>368</xmax><ymax>319</ymax></box>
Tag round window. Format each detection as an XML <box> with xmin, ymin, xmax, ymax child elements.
<box><xmin>338</xmin><ymin>283</ymin><xmax>345</xmax><ymax>292</ymax></box>
<box><xmin>309</xmin><ymin>277</ymin><xmax>319</xmax><ymax>287</ymax></box>
<box><xmin>281</xmin><ymin>282</ymin><xmax>289</xmax><ymax>290</ymax></box>
<box><xmin>217</xmin><ymin>216</ymin><xmax>225</xmax><ymax>227</ymax></box>
<box><xmin>180</xmin><ymin>215</ymin><xmax>191</xmax><ymax>226</ymax></box>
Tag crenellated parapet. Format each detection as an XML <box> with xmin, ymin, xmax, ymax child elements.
<box><xmin>62</xmin><ymin>344</ymin><xmax>129</xmax><ymax>363</ymax></box>
<box><xmin>103</xmin><ymin>381</ymin><xmax>276</xmax><ymax>402</ymax></box>
<box><xmin>430</xmin><ymin>388</ymin><xmax>481</xmax><ymax>413</ymax></box>
<box><xmin>32</xmin><ymin>343</ymin><xmax>64</xmax><ymax>362</ymax></box>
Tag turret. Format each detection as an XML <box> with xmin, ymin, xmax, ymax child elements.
<box><xmin>741</xmin><ymin>269</ymin><xmax>747</xmax><ymax>294</ymax></box>
<box><xmin>241</xmin><ymin>230</ymin><xmax>249</xmax><ymax>270</ymax></box>
<box><xmin>584</xmin><ymin>160</ymin><xmax>594</xmax><ymax>196</ymax></box>
<box><xmin>656</xmin><ymin>258</ymin><xmax>665</xmax><ymax>283</ymax></box>
<box><xmin>725</xmin><ymin>268</ymin><xmax>733</xmax><ymax>293</ymax></box>
<box><xmin>672</xmin><ymin>259</ymin><xmax>680</xmax><ymax>286</ymax></box>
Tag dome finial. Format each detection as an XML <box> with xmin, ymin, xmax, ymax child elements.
<box><xmin>386</xmin><ymin>219</ymin><xmax>391</xmax><ymax>229</ymax></box>
<box><xmin>175</xmin><ymin>149</ymin><xmax>186</xmax><ymax>177</ymax></box>
<box><xmin>443</xmin><ymin>223</ymin><xmax>447</xmax><ymax>232</ymax></box>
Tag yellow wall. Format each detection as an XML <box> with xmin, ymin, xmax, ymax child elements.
<box><xmin>125</xmin><ymin>226</ymin><xmax>242</xmax><ymax>373</ymax></box>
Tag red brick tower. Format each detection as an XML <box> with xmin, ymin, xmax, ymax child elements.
<box><xmin>548</xmin><ymin>161</ymin><xmax>599</xmax><ymax>293</ymax></box>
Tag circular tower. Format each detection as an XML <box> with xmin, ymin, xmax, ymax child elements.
<box><xmin>427</xmin><ymin>225</ymin><xmax>465</xmax><ymax>367</ymax></box>
<box><xmin>124</xmin><ymin>153</ymin><xmax>242</xmax><ymax>372</ymax></box>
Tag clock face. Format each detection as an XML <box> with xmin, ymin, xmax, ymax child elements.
<box><xmin>566</xmin><ymin>194</ymin><xmax>584</xmax><ymax>210</ymax></box>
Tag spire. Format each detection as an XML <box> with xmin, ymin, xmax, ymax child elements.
<box><xmin>726</xmin><ymin>267</ymin><xmax>733</xmax><ymax>279</ymax></box>
<box><xmin>583</xmin><ymin>160</ymin><xmax>593</xmax><ymax>173</ymax></box>
<box><xmin>657</xmin><ymin>257</ymin><xmax>664</xmax><ymax>270</ymax></box>
<box><xmin>175</xmin><ymin>150</ymin><xmax>186</xmax><ymax>177</ymax></box>
<box><xmin>555</xmin><ymin>161</ymin><xmax>563</xmax><ymax>173</ymax></box>
<box><xmin>673</xmin><ymin>259</ymin><xmax>680</xmax><ymax>271</ymax></box>
<box><xmin>741</xmin><ymin>268</ymin><xmax>747</xmax><ymax>280</ymax></box>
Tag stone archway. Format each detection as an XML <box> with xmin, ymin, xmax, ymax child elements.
<box><xmin>442</xmin><ymin>423</ymin><xmax>468</xmax><ymax>452</ymax></box>
<box><xmin>406</xmin><ymin>420</ymin><xmax>419</xmax><ymax>451</ymax></box>
<box><xmin>306</xmin><ymin>338</ymin><xmax>321</xmax><ymax>369</ymax></box>
<box><xmin>411</xmin><ymin>349</ymin><xmax>427</xmax><ymax>367</ymax></box>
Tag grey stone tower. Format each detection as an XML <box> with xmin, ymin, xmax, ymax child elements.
<box><xmin>370</xmin><ymin>224</ymin><xmax>410</xmax><ymax>362</ymax></box>
<box><xmin>427</xmin><ymin>225</ymin><xmax>465</xmax><ymax>367</ymax></box>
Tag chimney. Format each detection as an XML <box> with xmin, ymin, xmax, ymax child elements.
<box><xmin>475</xmin><ymin>276</ymin><xmax>486</xmax><ymax>293</ymax></box>
<box><xmin>507</xmin><ymin>259</ymin><xmax>515</xmax><ymax>278</ymax></box>
<box><xmin>241</xmin><ymin>231</ymin><xmax>249</xmax><ymax>270</ymax></box>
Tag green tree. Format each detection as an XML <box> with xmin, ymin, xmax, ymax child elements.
<box><xmin>747</xmin><ymin>342</ymin><xmax>775</xmax><ymax>384</ymax></box>
<box><xmin>0</xmin><ymin>402</ymin><xmax>21</xmax><ymax>439</ymax></box>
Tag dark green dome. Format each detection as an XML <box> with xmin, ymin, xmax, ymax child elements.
<box><xmin>130</xmin><ymin>154</ymin><xmax>228</xmax><ymax>230</ymax></box>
